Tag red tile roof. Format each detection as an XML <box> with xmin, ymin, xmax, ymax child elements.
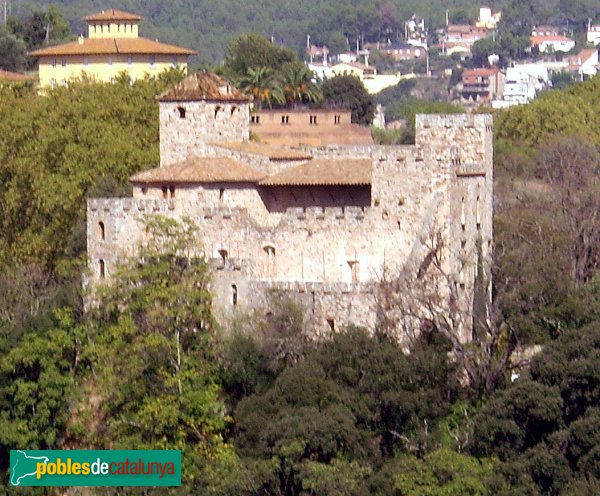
<box><xmin>130</xmin><ymin>157</ymin><xmax>265</xmax><ymax>184</ymax></box>
<box><xmin>85</xmin><ymin>9</ymin><xmax>142</xmax><ymax>22</ymax></box>
<box><xmin>158</xmin><ymin>72</ymin><xmax>250</xmax><ymax>102</ymax></box>
<box><xmin>259</xmin><ymin>158</ymin><xmax>372</xmax><ymax>186</ymax></box>
<box><xmin>211</xmin><ymin>142</ymin><xmax>312</xmax><ymax>161</ymax></box>
<box><xmin>530</xmin><ymin>35</ymin><xmax>574</xmax><ymax>44</ymax></box>
<box><xmin>29</xmin><ymin>37</ymin><xmax>196</xmax><ymax>57</ymax></box>
<box><xmin>0</xmin><ymin>69</ymin><xmax>36</xmax><ymax>81</ymax></box>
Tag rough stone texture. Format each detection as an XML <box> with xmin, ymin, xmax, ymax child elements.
<box><xmin>159</xmin><ymin>101</ymin><xmax>250</xmax><ymax>167</ymax></box>
<box><xmin>88</xmin><ymin>93</ymin><xmax>493</xmax><ymax>338</ymax></box>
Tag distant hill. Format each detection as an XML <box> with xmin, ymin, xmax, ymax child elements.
<box><xmin>15</xmin><ymin>0</ymin><xmax>596</xmax><ymax>65</ymax></box>
<box><xmin>10</xmin><ymin>0</ymin><xmax>499</xmax><ymax>65</ymax></box>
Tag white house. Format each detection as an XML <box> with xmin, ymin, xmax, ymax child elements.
<box><xmin>492</xmin><ymin>64</ymin><xmax>549</xmax><ymax>108</ymax></box>
<box><xmin>587</xmin><ymin>24</ymin><xmax>600</xmax><ymax>46</ymax></box>
<box><xmin>530</xmin><ymin>35</ymin><xmax>576</xmax><ymax>53</ymax></box>
<box><xmin>567</xmin><ymin>48</ymin><xmax>598</xmax><ymax>79</ymax></box>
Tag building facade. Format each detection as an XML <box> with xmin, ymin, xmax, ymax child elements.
<box><xmin>86</xmin><ymin>72</ymin><xmax>493</xmax><ymax>339</ymax></box>
<box><xmin>29</xmin><ymin>9</ymin><xmax>195</xmax><ymax>88</ymax></box>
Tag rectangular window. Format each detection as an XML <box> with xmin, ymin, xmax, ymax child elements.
<box><xmin>83</xmin><ymin>57</ymin><xmax>89</xmax><ymax>66</ymax></box>
<box><xmin>171</xmin><ymin>56</ymin><xmax>177</xmax><ymax>66</ymax></box>
<box><xmin>52</xmin><ymin>58</ymin><xmax>57</xmax><ymax>68</ymax></box>
<box><xmin>108</xmin><ymin>56</ymin><xmax>112</xmax><ymax>66</ymax></box>
<box><xmin>309</xmin><ymin>115</ymin><xmax>317</xmax><ymax>125</ymax></box>
<box><xmin>127</xmin><ymin>56</ymin><xmax>133</xmax><ymax>66</ymax></box>
<box><xmin>149</xmin><ymin>56</ymin><xmax>156</xmax><ymax>67</ymax></box>
<box><xmin>61</xmin><ymin>59</ymin><xmax>66</xmax><ymax>67</ymax></box>
<box><xmin>280</xmin><ymin>115</ymin><xmax>289</xmax><ymax>124</ymax></box>
<box><xmin>334</xmin><ymin>114</ymin><xmax>341</xmax><ymax>124</ymax></box>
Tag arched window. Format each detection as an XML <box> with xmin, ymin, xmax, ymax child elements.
<box><xmin>98</xmin><ymin>221</ymin><xmax>105</xmax><ymax>240</ymax></box>
<box><xmin>99</xmin><ymin>259</ymin><xmax>106</xmax><ymax>279</ymax></box>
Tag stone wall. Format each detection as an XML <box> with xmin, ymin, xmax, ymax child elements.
<box><xmin>87</xmin><ymin>114</ymin><xmax>494</xmax><ymax>338</ymax></box>
<box><xmin>159</xmin><ymin>100</ymin><xmax>250</xmax><ymax>167</ymax></box>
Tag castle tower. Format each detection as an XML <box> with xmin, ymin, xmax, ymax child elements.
<box><xmin>158</xmin><ymin>72</ymin><xmax>252</xmax><ymax>167</ymax></box>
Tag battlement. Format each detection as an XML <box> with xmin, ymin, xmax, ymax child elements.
<box><xmin>87</xmin><ymin>198</ymin><xmax>247</xmax><ymax>221</ymax></box>
<box><xmin>284</xmin><ymin>205</ymin><xmax>370</xmax><ymax>221</ymax></box>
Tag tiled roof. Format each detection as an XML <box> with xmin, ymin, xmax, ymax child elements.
<box><xmin>158</xmin><ymin>72</ymin><xmax>250</xmax><ymax>102</ymax></box>
<box><xmin>463</xmin><ymin>68</ymin><xmax>498</xmax><ymax>77</ymax></box>
<box><xmin>85</xmin><ymin>10</ymin><xmax>142</xmax><ymax>21</ymax></box>
<box><xmin>0</xmin><ymin>69</ymin><xmax>36</xmax><ymax>81</ymax></box>
<box><xmin>29</xmin><ymin>37</ymin><xmax>196</xmax><ymax>57</ymax></box>
<box><xmin>211</xmin><ymin>142</ymin><xmax>313</xmax><ymax>161</ymax></box>
<box><xmin>530</xmin><ymin>35</ymin><xmax>574</xmax><ymax>44</ymax></box>
<box><xmin>130</xmin><ymin>157</ymin><xmax>265</xmax><ymax>184</ymax></box>
<box><xmin>259</xmin><ymin>158</ymin><xmax>371</xmax><ymax>186</ymax></box>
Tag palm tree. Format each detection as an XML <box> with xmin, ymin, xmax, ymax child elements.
<box><xmin>278</xmin><ymin>63</ymin><xmax>322</xmax><ymax>108</ymax></box>
<box><xmin>238</xmin><ymin>66</ymin><xmax>284</xmax><ymax>109</ymax></box>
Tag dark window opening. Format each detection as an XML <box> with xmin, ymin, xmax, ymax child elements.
<box><xmin>334</xmin><ymin>114</ymin><xmax>341</xmax><ymax>124</ymax></box>
<box><xmin>218</xmin><ymin>249</ymin><xmax>228</xmax><ymax>269</ymax></box>
<box><xmin>309</xmin><ymin>115</ymin><xmax>317</xmax><ymax>125</ymax></box>
<box><xmin>214</xmin><ymin>105</ymin><xmax>222</xmax><ymax>118</ymax></box>
<box><xmin>177</xmin><ymin>106</ymin><xmax>186</xmax><ymax>118</ymax></box>
<box><xmin>162</xmin><ymin>186</ymin><xmax>168</xmax><ymax>199</ymax></box>
<box><xmin>251</xmin><ymin>115</ymin><xmax>260</xmax><ymax>124</ymax></box>
<box><xmin>141</xmin><ymin>187</ymin><xmax>148</xmax><ymax>195</ymax></box>
<box><xmin>327</xmin><ymin>319</ymin><xmax>335</xmax><ymax>331</ymax></box>
<box><xmin>169</xmin><ymin>185</ymin><xmax>175</xmax><ymax>198</ymax></box>
<box><xmin>232</xmin><ymin>284</ymin><xmax>238</xmax><ymax>306</ymax></box>
<box><xmin>219</xmin><ymin>188</ymin><xmax>225</xmax><ymax>201</ymax></box>
<box><xmin>231</xmin><ymin>106</ymin><xmax>237</xmax><ymax>116</ymax></box>
<box><xmin>99</xmin><ymin>259</ymin><xmax>106</xmax><ymax>279</ymax></box>
<box><xmin>98</xmin><ymin>221</ymin><xmax>105</xmax><ymax>241</ymax></box>
<box><xmin>281</xmin><ymin>115</ymin><xmax>289</xmax><ymax>124</ymax></box>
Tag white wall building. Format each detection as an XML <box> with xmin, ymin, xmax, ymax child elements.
<box><xmin>492</xmin><ymin>64</ymin><xmax>549</xmax><ymax>108</ymax></box>
<box><xmin>587</xmin><ymin>25</ymin><xmax>600</xmax><ymax>46</ymax></box>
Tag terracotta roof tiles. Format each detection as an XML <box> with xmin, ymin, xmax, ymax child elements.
<box><xmin>29</xmin><ymin>37</ymin><xmax>196</xmax><ymax>57</ymax></box>
<box><xmin>211</xmin><ymin>142</ymin><xmax>312</xmax><ymax>161</ymax></box>
<box><xmin>130</xmin><ymin>157</ymin><xmax>265</xmax><ymax>184</ymax></box>
<box><xmin>85</xmin><ymin>10</ymin><xmax>142</xmax><ymax>21</ymax></box>
<box><xmin>259</xmin><ymin>158</ymin><xmax>372</xmax><ymax>186</ymax></box>
<box><xmin>158</xmin><ymin>72</ymin><xmax>250</xmax><ymax>102</ymax></box>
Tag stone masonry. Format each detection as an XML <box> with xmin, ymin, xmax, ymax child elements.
<box><xmin>86</xmin><ymin>72</ymin><xmax>493</xmax><ymax>338</ymax></box>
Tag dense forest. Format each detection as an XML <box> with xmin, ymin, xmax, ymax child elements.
<box><xmin>1</xmin><ymin>44</ymin><xmax>600</xmax><ymax>492</ymax></box>
<box><xmin>3</xmin><ymin>0</ymin><xmax>600</xmax><ymax>65</ymax></box>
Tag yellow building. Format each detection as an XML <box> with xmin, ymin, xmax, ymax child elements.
<box><xmin>29</xmin><ymin>9</ymin><xmax>196</xmax><ymax>88</ymax></box>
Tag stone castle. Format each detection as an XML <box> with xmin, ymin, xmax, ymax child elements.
<box><xmin>87</xmin><ymin>72</ymin><xmax>493</xmax><ymax>338</ymax></box>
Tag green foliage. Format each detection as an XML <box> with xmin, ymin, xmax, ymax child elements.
<box><xmin>211</xmin><ymin>326</ymin><xmax>461</xmax><ymax>495</ymax></box>
<box><xmin>224</xmin><ymin>33</ymin><xmax>298</xmax><ymax>79</ymax></box>
<box><xmin>323</xmin><ymin>75</ymin><xmax>374</xmax><ymax>125</ymax></box>
<box><xmin>472</xmin><ymin>324</ymin><xmax>600</xmax><ymax>493</ymax></box>
<box><xmin>551</xmin><ymin>71</ymin><xmax>576</xmax><ymax>90</ymax></box>
<box><xmin>371</xmin><ymin>448</ymin><xmax>494</xmax><ymax>496</ymax></box>
<box><xmin>495</xmin><ymin>76</ymin><xmax>600</xmax><ymax>148</ymax></box>
<box><xmin>0</xmin><ymin>28</ymin><xmax>27</xmax><ymax>71</ymax></box>
<box><xmin>87</xmin><ymin>216</ymin><xmax>228</xmax><ymax>489</ymax></box>
<box><xmin>0</xmin><ymin>309</ymin><xmax>82</xmax><ymax>472</ymax></box>
<box><xmin>279</xmin><ymin>62</ymin><xmax>322</xmax><ymax>107</ymax></box>
<box><xmin>0</xmin><ymin>74</ymin><xmax>182</xmax><ymax>273</ymax></box>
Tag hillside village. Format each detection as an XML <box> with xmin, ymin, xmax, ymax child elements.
<box><xmin>2</xmin><ymin>3</ymin><xmax>600</xmax><ymax>114</ymax></box>
<box><xmin>2</xmin><ymin>2</ymin><xmax>600</xmax><ymax>495</ymax></box>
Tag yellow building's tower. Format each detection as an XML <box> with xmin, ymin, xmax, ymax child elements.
<box><xmin>29</xmin><ymin>9</ymin><xmax>196</xmax><ymax>88</ymax></box>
